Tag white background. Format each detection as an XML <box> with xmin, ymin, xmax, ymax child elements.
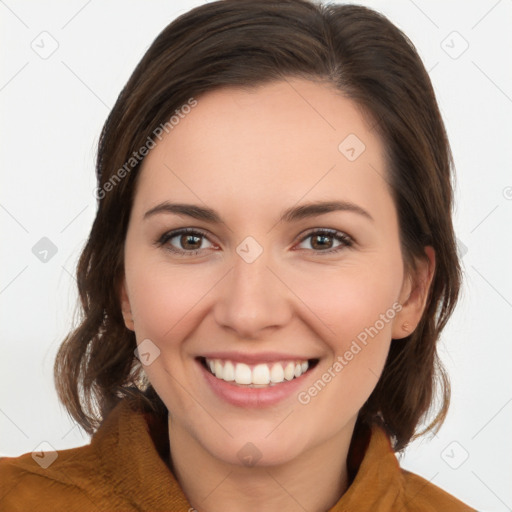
<box><xmin>1</xmin><ymin>1</ymin><xmax>511</xmax><ymax>510</ymax></box>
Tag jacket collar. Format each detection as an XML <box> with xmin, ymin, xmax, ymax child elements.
<box><xmin>93</xmin><ymin>397</ymin><xmax>190</xmax><ymax>509</ymax></box>
<box><xmin>93</xmin><ymin>397</ymin><xmax>403</xmax><ymax>510</ymax></box>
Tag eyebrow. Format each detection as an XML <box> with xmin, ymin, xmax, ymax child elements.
<box><xmin>144</xmin><ymin>200</ymin><xmax>374</xmax><ymax>224</ymax></box>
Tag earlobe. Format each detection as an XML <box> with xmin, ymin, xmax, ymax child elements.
<box><xmin>392</xmin><ymin>246</ymin><xmax>436</xmax><ymax>339</ymax></box>
<box><xmin>119</xmin><ymin>278</ymin><xmax>135</xmax><ymax>331</ymax></box>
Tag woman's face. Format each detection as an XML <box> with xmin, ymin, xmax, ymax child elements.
<box><xmin>121</xmin><ymin>78</ymin><xmax>429</xmax><ymax>467</ymax></box>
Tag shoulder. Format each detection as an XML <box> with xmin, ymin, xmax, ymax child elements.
<box><xmin>0</xmin><ymin>443</ymin><xmax>128</xmax><ymax>511</ymax></box>
<box><xmin>0</xmin><ymin>397</ymin><xmax>169</xmax><ymax>511</ymax></box>
<box><xmin>398</xmin><ymin>468</ymin><xmax>476</xmax><ymax>511</ymax></box>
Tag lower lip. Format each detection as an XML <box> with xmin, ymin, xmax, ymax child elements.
<box><xmin>198</xmin><ymin>360</ymin><xmax>315</xmax><ymax>408</ymax></box>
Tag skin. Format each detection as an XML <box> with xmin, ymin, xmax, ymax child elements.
<box><xmin>120</xmin><ymin>78</ymin><xmax>435</xmax><ymax>512</ymax></box>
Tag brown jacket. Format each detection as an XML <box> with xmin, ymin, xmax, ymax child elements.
<box><xmin>0</xmin><ymin>397</ymin><xmax>475</xmax><ymax>511</ymax></box>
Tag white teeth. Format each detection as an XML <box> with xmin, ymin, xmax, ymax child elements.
<box><xmin>215</xmin><ymin>360</ymin><xmax>223</xmax><ymax>379</ymax></box>
<box><xmin>284</xmin><ymin>362</ymin><xmax>295</xmax><ymax>381</ymax></box>
<box><xmin>252</xmin><ymin>364</ymin><xmax>270</xmax><ymax>385</ymax></box>
<box><xmin>234</xmin><ymin>363</ymin><xmax>252</xmax><ymax>385</ymax></box>
<box><xmin>223</xmin><ymin>361</ymin><xmax>235</xmax><ymax>382</ymax></box>
<box><xmin>205</xmin><ymin>358</ymin><xmax>310</xmax><ymax>386</ymax></box>
<box><xmin>270</xmin><ymin>363</ymin><xmax>285</xmax><ymax>383</ymax></box>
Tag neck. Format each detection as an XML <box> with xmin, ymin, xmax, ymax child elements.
<box><xmin>167</xmin><ymin>417</ymin><xmax>356</xmax><ymax>512</ymax></box>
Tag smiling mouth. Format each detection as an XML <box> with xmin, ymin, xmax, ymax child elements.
<box><xmin>198</xmin><ymin>357</ymin><xmax>319</xmax><ymax>388</ymax></box>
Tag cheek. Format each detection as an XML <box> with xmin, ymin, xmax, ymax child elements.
<box><xmin>293</xmin><ymin>266</ymin><xmax>402</xmax><ymax>424</ymax></box>
<box><xmin>290</xmin><ymin>255</ymin><xmax>403</xmax><ymax>407</ymax></box>
<box><xmin>126</xmin><ymin>259</ymin><xmax>216</xmax><ymax>342</ymax></box>
<box><xmin>124</xmin><ymin>254</ymin><xmax>219</xmax><ymax>415</ymax></box>
<box><xmin>292</xmin><ymin>258</ymin><xmax>403</xmax><ymax>347</ymax></box>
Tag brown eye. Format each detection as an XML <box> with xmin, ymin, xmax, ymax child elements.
<box><xmin>310</xmin><ymin>233</ymin><xmax>334</xmax><ymax>250</ymax></box>
<box><xmin>296</xmin><ymin>229</ymin><xmax>353</xmax><ymax>253</ymax></box>
<box><xmin>179</xmin><ymin>233</ymin><xmax>202</xmax><ymax>250</ymax></box>
<box><xmin>157</xmin><ymin>228</ymin><xmax>214</xmax><ymax>255</ymax></box>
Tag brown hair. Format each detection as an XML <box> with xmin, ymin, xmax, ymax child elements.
<box><xmin>54</xmin><ymin>0</ymin><xmax>461</xmax><ymax>451</ymax></box>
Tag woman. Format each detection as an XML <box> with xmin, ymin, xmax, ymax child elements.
<box><xmin>0</xmin><ymin>0</ymin><xmax>475</xmax><ymax>510</ymax></box>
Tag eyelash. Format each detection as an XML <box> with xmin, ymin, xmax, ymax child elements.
<box><xmin>156</xmin><ymin>228</ymin><xmax>354</xmax><ymax>257</ymax></box>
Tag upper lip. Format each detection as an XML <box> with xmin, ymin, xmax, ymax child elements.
<box><xmin>198</xmin><ymin>351</ymin><xmax>318</xmax><ymax>364</ymax></box>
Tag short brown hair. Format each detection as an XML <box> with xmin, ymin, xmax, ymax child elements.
<box><xmin>54</xmin><ymin>0</ymin><xmax>461</xmax><ymax>451</ymax></box>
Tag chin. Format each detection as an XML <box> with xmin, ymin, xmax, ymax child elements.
<box><xmin>216</xmin><ymin>437</ymin><xmax>309</xmax><ymax>469</ymax></box>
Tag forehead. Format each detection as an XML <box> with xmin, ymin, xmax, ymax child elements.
<box><xmin>134</xmin><ymin>78</ymin><xmax>390</xmax><ymax>219</ymax></box>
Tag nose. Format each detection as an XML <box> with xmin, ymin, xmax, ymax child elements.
<box><xmin>213</xmin><ymin>246</ymin><xmax>293</xmax><ymax>340</ymax></box>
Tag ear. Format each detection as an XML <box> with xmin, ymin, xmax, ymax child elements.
<box><xmin>119</xmin><ymin>276</ymin><xmax>135</xmax><ymax>331</ymax></box>
<box><xmin>392</xmin><ymin>246</ymin><xmax>435</xmax><ymax>340</ymax></box>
